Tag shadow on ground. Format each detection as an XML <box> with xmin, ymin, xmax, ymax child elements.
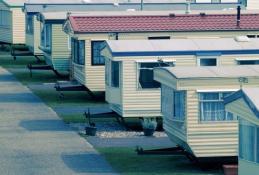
<box><xmin>19</xmin><ymin>119</ymin><xmax>70</xmax><ymax>131</ymax></box>
<box><xmin>61</xmin><ymin>153</ymin><xmax>115</xmax><ymax>174</ymax></box>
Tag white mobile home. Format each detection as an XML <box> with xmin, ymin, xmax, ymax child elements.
<box><xmin>102</xmin><ymin>38</ymin><xmax>259</xmax><ymax>119</ymax></box>
<box><xmin>154</xmin><ymin>66</ymin><xmax>259</xmax><ymax>158</ymax></box>
<box><xmin>37</xmin><ymin>12</ymin><xmax>71</xmax><ymax>72</ymax></box>
<box><xmin>64</xmin><ymin>12</ymin><xmax>259</xmax><ymax>93</ymax></box>
<box><xmin>23</xmin><ymin>0</ymin><xmax>239</xmax><ymax>57</ymax></box>
<box><xmin>225</xmin><ymin>88</ymin><xmax>259</xmax><ymax>175</ymax></box>
<box><xmin>0</xmin><ymin>0</ymin><xmax>26</xmax><ymax>45</ymax></box>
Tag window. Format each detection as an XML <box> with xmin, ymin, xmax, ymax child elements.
<box><xmin>237</xmin><ymin>60</ymin><xmax>259</xmax><ymax>65</ymax></box>
<box><xmin>247</xmin><ymin>35</ymin><xmax>259</xmax><ymax>38</ymax></box>
<box><xmin>0</xmin><ymin>10</ymin><xmax>11</xmax><ymax>27</ymax></box>
<box><xmin>199</xmin><ymin>58</ymin><xmax>217</xmax><ymax>66</ymax></box>
<box><xmin>26</xmin><ymin>15</ymin><xmax>34</xmax><ymax>34</ymax></box>
<box><xmin>239</xmin><ymin>119</ymin><xmax>259</xmax><ymax>163</ymax></box>
<box><xmin>72</xmin><ymin>38</ymin><xmax>85</xmax><ymax>65</ymax></box>
<box><xmin>199</xmin><ymin>92</ymin><xmax>237</xmax><ymax>121</ymax></box>
<box><xmin>111</xmin><ymin>61</ymin><xmax>120</xmax><ymax>88</ymax></box>
<box><xmin>138</xmin><ymin>62</ymin><xmax>173</xmax><ymax>89</ymax></box>
<box><xmin>195</xmin><ymin>0</ymin><xmax>238</xmax><ymax>3</ymax></box>
<box><xmin>40</xmin><ymin>23</ymin><xmax>51</xmax><ymax>49</ymax></box>
<box><xmin>174</xmin><ymin>91</ymin><xmax>186</xmax><ymax>120</ymax></box>
<box><xmin>91</xmin><ymin>41</ymin><xmax>106</xmax><ymax>65</ymax></box>
<box><xmin>148</xmin><ymin>36</ymin><xmax>170</xmax><ymax>40</ymax></box>
<box><xmin>161</xmin><ymin>85</ymin><xmax>186</xmax><ymax>132</ymax></box>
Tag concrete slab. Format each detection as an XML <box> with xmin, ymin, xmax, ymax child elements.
<box><xmin>0</xmin><ymin>67</ymin><xmax>118</xmax><ymax>175</ymax></box>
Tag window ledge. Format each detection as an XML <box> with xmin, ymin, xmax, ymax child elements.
<box><xmin>39</xmin><ymin>46</ymin><xmax>51</xmax><ymax>54</ymax></box>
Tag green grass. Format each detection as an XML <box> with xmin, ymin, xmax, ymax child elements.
<box><xmin>0</xmin><ymin>54</ymin><xmax>42</xmax><ymax>68</ymax></box>
<box><xmin>97</xmin><ymin>147</ymin><xmax>224</xmax><ymax>175</ymax></box>
<box><xmin>30</xmin><ymin>88</ymin><xmax>105</xmax><ymax>108</ymax></box>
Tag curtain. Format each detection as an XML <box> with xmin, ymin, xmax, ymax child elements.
<box><xmin>161</xmin><ymin>85</ymin><xmax>174</xmax><ymax>118</ymax></box>
<box><xmin>174</xmin><ymin>91</ymin><xmax>185</xmax><ymax>120</ymax></box>
<box><xmin>200</xmin><ymin>92</ymin><xmax>235</xmax><ymax>121</ymax></box>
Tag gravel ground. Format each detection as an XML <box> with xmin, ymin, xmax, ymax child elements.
<box><xmin>70</xmin><ymin>122</ymin><xmax>167</xmax><ymax>138</ymax></box>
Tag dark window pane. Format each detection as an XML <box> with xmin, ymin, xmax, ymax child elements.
<box><xmin>148</xmin><ymin>36</ymin><xmax>170</xmax><ymax>40</ymax></box>
<box><xmin>200</xmin><ymin>58</ymin><xmax>217</xmax><ymax>66</ymax></box>
<box><xmin>92</xmin><ymin>41</ymin><xmax>105</xmax><ymax>65</ymax></box>
<box><xmin>111</xmin><ymin>61</ymin><xmax>119</xmax><ymax>88</ymax></box>
<box><xmin>238</xmin><ymin>60</ymin><xmax>259</xmax><ymax>65</ymax></box>
<box><xmin>138</xmin><ymin>62</ymin><xmax>172</xmax><ymax>89</ymax></box>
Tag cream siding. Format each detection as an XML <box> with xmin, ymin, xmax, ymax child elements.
<box><xmin>33</xmin><ymin>18</ymin><xmax>42</xmax><ymax>55</ymax></box>
<box><xmin>186</xmin><ymin>90</ymin><xmax>238</xmax><ymax>157</ymax></box>
<box><xmin>26</xmin><ymin>16</ymin><xmax>42</xmax><ymax>55</ymax></box>
<box><xmin>156</xmin><ymin>73</ymin><xmax>259</xmax><ymax>157</ymax></box>
<box><xmin>247</xmin><ymin>0</ymin><xmax>259</xmax><ymax>10</ymax></box>
<box><xmin>11</xmin><ymin>8</ymin><xmax>25</xmax><ymax>44</ymax></box>
<box><xmin>74</xmin><ymin>30</ymin><xmax>259</xmax><ymax>92</ymax></box>
<box><xmin>121</xmin><ymin>60</ymin><xmax>162</xmax><ymax>117</ymax></box>
<box><xmin>43</xmin><ymin>24</ymin><xmax>71</xmax><ymax>72</ymax></box>
<box><xmin>73</xmin><ymin>63</ymin><xmax>85</xmax><ymax>85</ymax></box>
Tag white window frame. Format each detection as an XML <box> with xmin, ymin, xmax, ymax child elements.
<box><xmin>198</xmin><ymin>91</ymin><xmax>237</xmax><ymax>122</ymax></box>
<box><xmin>236</xmin><ymin>58</ymin><xmax>259</xmax><ymax>65</ymax></box>
<box><xmin>67</xmin><ymin>36</ymin><xmax>71</xmax><ymax>51</ymax></box>
<box><xmin>197</xmin><ymin>56</ymin><xmax>219</xmax><ymax>67</ymax></box>
<box><xmin>136</xmin><ymin>61</ymin><xmax>175</xmax><ymax>90</ymax></box>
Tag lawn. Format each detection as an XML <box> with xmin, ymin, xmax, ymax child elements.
<box><xmin>97</xmin><ymin>147</ymin><xmax>224</xmax><ymax>175</ymax></box>
<box><xmin>0</xmin><ymin>52</ymin><xmax>108</xmax><ymax>123</ymax></box>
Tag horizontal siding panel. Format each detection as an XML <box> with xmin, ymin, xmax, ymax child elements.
<box><xmin>12</xmin><ymin>8</ymin><xmax>25</xmax><ymax>44</ymax></box>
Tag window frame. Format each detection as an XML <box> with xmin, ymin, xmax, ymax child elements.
<box><xmin>136</xmin><ymin>61</ymin><xmax>174</xmax><ymax>90</ymax></box>
<box><xmin>40</xmin><ymin>23</ymin><xmax>52</xmax><ymax>50</ymax></box>
<box><xmin>236</xmin><ymin>59</ymin><xmax>259</xmax><ymax>65</ymax></box>
<box><xmin>111</xmin><ymin>61</ymin><xmax>120</xmax><ymax>88</ymax></box>
<box><xmin>71</xmin><ymin>38</ymin><xmax>85</xmax><ymax>66</ymax></box>
<box><xmin>91</xmin><ymin>40</ymin><xmax>106</xmax><ymax>66</ymax></box>
<box><xmin>0</xmin><ymin>10</ymin><xmax>11</xmax><ymax>28</ymax></box>
<box><xmin>198</xmin><ymin>57</ymin><xmax>218</xmax><ymax>67</ymax></box>
<box><xmin>198</xmin><ymin>91</ymin><xmax>237</xmax><ymax>122</ymax></box>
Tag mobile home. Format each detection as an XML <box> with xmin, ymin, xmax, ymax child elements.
<box><xmin>0</xmin><ymin>0</ymin><xmax>26</xmax><ymax>45</ymax></box>
<box><xmin>154</xmin><ymin>65</ymin><xmax>259</xmax><ymax>158</ymax></box>
<box><xmin>103</xmin><ymin>38</ymin><xmax>259</xmax><ymax>119</ymax></box>
<box><xmin>225</xmin><ymin>88</ymin><xmax>259</xmax><ymax>175</ymax></box>
<box><xmin>23</xmin><ymin>1</ymin><xmax>242</xmax><ymax>68</ymax></box>
<box><xmin>37</xmin><ymin>12</ymin><xmax>72</xmax><ymax>73</ymax></box>
<box><xmin>64</xmin><ymin>12</ymin><xmax>259</xmax><ymax>93</ymax></box>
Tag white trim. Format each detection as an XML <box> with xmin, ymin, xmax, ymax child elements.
<box><xmin>90</xmin><ymin>39</ymin><xmax>108</xmax><ymax>41</ymax></box>
<box><xmin>197</xmin><ymin>89</ymin><xmax>238</xmax><ymax>93</ymax></box>
<box><xmin>135</xmin><ymin>59</ymin><xmax>176</xmax><ymax>63</ymax></box>
<box><xmin>67</xmin><ymin>35</ymin><xmax>71</xmax><ymax>51</ymax></box>
<box><xmin>236</xmin><ymin>58</ymin><xmax>259</xmax><ymax>61</ymax></box>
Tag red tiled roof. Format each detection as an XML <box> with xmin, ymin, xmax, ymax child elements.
<box><xmin>68</xmin><ymin>14</ymin><xmax>259</xmax><ymax>33</ymax></box>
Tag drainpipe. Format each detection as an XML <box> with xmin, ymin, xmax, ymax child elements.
<box><xmin>185</xmin><ymin>1</ymin><xmax>191</xmax><ymax>14</ymax></box>
<box><xmin>237</xmin><ymin>5</ymin><xmax>241</xmax><ymax>27</ymax></box>
<box><xmin>140</xmin><ymin>0</ymin><xmax>144</xmax><ymax>11</ymax></box>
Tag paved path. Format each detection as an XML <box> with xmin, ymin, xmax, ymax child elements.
<box><xmin>0</xmin><ymin>67</ymin><xmax>117</xmax><ymax>175</ymax></box>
